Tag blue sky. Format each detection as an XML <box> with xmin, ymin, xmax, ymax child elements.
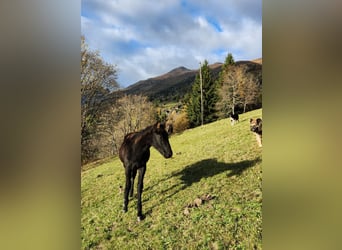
<box><xmin>81</xmin><ymin>0</ymin><xmax>262</xmax><ymax>87</ymax></box>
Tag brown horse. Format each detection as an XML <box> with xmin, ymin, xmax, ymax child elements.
<box><xmin>119</xmin><ymin>122</ymin><xmax>173</xmax><ymax>221</ymax></box>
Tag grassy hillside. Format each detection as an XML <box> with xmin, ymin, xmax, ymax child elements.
<box><xmin>81</xmin><ymin>109</ymin><xmax>262</xmax><ymax>249</ymax></box>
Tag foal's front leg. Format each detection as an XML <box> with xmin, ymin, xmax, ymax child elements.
<box><xmin>137</xmin><ymin>166</ymin><xmax>146</xmax><ymax>221</ymax></box>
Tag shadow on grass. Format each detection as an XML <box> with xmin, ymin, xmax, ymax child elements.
<box><xmin>144</xmin><ymin>157</ymin><xmax>261</xmax><ymax>214</ymax></box>
<box><xmin>175</xmin><ymin>157</ymin><xmax>261</xmax><ymax>187</ymax></box>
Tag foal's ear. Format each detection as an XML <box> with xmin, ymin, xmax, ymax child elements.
<box><xmin>155</xmin><ymin>122</ymin><xmax>165</xmax><ymax>131</ymax></box>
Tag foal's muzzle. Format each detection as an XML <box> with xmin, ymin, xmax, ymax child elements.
<box><xmin>164</xmin><ymin>150</ymin><xmax>173</xmax><ymax>158</ymax></box>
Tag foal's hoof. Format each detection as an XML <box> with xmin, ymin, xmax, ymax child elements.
<box><xmin>137</xmin><ymin>214</ymin><xmax>145</xmax><ymax>222</ymax></box>
<box><xmin>123</xmin><ymin>207</ymin><xmax>128</xmax><ymax>213</ymax></box>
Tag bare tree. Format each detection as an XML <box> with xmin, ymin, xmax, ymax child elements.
<box><xmin>116</xmin><ymin>95</ymin><xmax>155</xmax><ymax>135</ymax></box>
<box><xmin>96</xmin><ymin>95</ymin><xmax>155</xmax><ymax>158</ymax></box>
<box><xmin>81</xmin><ymin>36</ymin><xmax>119</xmax><ymax>164</ymax></box>
<box><xmin>217</xmin><ymin>64</ymin><xmax>261</xmax><ymax>117</ymax></box>
<box><xmin>218</xmin><ymin>65</ymin><xmax>242</xmax><ymax>116</ymax></box>
<box><xmin>238</xmin><ymin>73</ymin><xmax>260</xmax><ymax>113</ymax></box>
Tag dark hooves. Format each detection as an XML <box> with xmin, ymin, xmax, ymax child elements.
<box><xmin>137</xmin><ymin>214</ymin><xmax>145</xmax><ymax>222</ymax></box>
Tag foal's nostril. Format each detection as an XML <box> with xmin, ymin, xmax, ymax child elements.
<box><xmin>164</xmin><ymin>150</ymin><xmax>172</xmax><ymax>158</ymax></box>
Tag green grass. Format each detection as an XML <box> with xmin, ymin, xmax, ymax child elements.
<box><xmin>81</xmin><ymin>109</ymin><xmax>262</xmax><ymax>249</ymax></box>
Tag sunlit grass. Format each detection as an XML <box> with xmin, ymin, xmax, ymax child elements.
<box><xmin>81</xmin><ymin>109</ymin><xmax>262</xmax><ymax>249</ymax></box>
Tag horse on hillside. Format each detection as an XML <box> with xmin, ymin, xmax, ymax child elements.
<box><xmin>119</xmin><ymin>122</ymin><xmax>173</xmax><ymax>221</ymax></box>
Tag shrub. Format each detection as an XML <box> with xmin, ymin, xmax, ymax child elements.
<box><xmin>172</xmin><ymin>112</ymin><xmax>189</xmax><ymax>133</ymax></box>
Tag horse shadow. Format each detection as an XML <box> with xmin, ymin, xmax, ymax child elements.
<box><xmin>174</xmin><ymin>157</ymin><xmax>261</xmax><ymax>188</ymax></box>
<box><xmin>144</xmin><ymin>157</ymin><xmax>261</xmax><ymax>213</ymax></box>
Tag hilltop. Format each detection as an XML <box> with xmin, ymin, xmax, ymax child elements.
<box><xmin>251</xmin><ymin>58</ymin><xmax>262</xmax><ymax>64</ymax></box>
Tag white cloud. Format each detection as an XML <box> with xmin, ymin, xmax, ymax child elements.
<box><xmin>195</xmin><ymin>16</ymin><xmax>209</xmax><ymax>29</ymax></box>
<box><xmin>81</xmin><ymin>0</ymin><xmax>262</xmax><ymax>87</ymax></box>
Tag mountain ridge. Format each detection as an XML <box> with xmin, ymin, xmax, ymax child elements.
<box><xmin>122</xmin><ymin>59</ymin><xmax>262</xmax><ymax>102</ymax></box>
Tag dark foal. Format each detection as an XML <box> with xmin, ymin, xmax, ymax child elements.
<box><xmin>119</xmin><ymin>122</ymin><xmax>173</xmax><ymax>221</ymax></box>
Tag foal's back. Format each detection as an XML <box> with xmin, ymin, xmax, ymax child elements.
<box><xmin>119</xmin><ymin>130</ymin><xmax>151</xmax><ymax>166</ymax></box>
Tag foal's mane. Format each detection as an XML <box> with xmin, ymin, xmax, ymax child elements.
<box><xmin>139</xmin><ymin>124</ymin><xmax>154</xmax><ymax>134</ymax></box>
<box><xmin>123</xmin><ymin>124</ymin><xmax>154</xmax><ymax>142</ymax></box>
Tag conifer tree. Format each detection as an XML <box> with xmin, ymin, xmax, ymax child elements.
<box><xmin>186</xmin><ymin>60</ymin><xmax>218</xmax><ymax>127</ymax></box>
<box><xmin>217</xmin><ymin>53</ymin><xmax>235</xmax><ymax>87</ymax></box>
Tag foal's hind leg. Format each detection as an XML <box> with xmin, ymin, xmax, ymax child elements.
<box><xmin>123</xmin><ymin>166</ymin><xmax>132</xmax><ymax>213</ymax></box>
<box><xmin>129</xmin><ymin>168</ymin><xmax>137</xmax><ymax>197</ymax></box>
<box><xmin>137</xmin><ymin>166</ymin><xmax>146</xmax><ymax>221</ymax></box>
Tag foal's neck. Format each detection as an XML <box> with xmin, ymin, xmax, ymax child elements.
<box><xmin>135</xmin><ymin>127</ymin><xmax>154</xmax><ymax>148</ymax></box>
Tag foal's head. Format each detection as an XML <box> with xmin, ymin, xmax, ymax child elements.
<box><xmin>151</xmin><ymin>122</ymin><xmax>173</xmax><ymax>158</ymax></box>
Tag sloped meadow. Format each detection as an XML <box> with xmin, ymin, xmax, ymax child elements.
<box><xmin>81</xmin><ymin>109</ymin><xmax>262</xmax><ymax>249</ymax></box>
